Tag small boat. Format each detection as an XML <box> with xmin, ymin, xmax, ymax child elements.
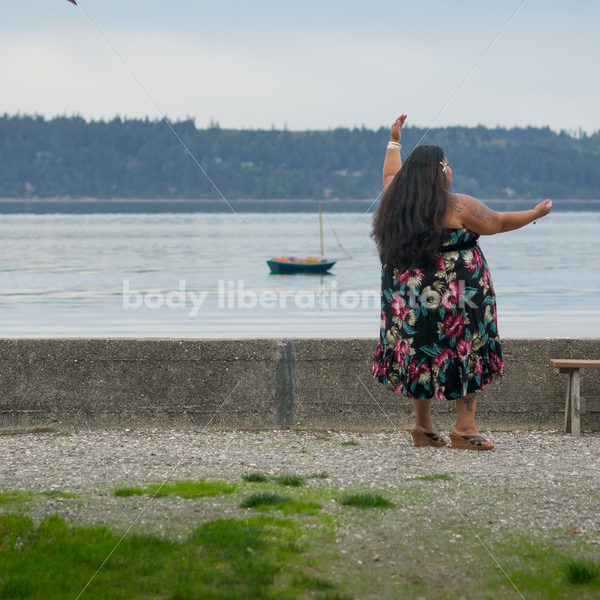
<box><xmin>267</xmin><ymin>201</ymin><xmax>337</xmax><ymax>274</ymax></box>
<box><xmin>267</xmin><ymin>256</ymin><xmax>337</xmax><ymax>275</ymax></box>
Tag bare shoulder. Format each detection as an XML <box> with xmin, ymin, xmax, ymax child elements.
<box><xmin>442</xmin><ymin>192</ymin><xmax>467</xmax><ymax>228</ymax></box>
<box><xmin>447</xmin><ymin>192</ymin><xmax>467</xmax><ymax>214</ymax></box>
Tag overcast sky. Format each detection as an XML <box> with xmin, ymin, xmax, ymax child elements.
<box><xmin>2</xmin><ymin>0</ymin><xmax>598</xmax><ymax>133</ymax></box>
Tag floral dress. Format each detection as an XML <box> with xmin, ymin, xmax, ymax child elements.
<box><xmin>372</xmin><ymin>227</ymin><xmax>504</xmax><ymax>401</ymax></box>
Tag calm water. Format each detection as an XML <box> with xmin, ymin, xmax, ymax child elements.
<box><xmin>0</xmin><ymin>211</ymin><xmax>598</xmax><ymax>338</ymax></box>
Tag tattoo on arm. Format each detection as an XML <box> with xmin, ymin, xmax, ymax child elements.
<box><xmin>465</xmin><ymin>195</ymin><xmax>499</xmax><ymax>224</ymax></box>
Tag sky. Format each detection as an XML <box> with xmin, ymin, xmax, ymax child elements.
<box><xmin>2</xmin><ymin>0</ymin><xmax>599</xmax><ymax>133</ymax></box>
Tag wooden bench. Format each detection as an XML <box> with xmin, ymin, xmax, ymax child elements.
<box><xmin>549</xmin><ymin>359</ymin><xmax>600</xmax><ymax>436</ymax></box>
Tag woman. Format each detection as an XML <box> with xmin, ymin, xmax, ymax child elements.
<box><xmin>371</xmin><ymin>114</ymin><xmax>552</xmax><ymax>450</ymax></box>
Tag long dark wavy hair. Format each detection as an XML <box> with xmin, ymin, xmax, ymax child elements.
<box><xmin>371</xmin><ymin>144</ymin><xmax>451</xmax><ymax>270</ymax></box>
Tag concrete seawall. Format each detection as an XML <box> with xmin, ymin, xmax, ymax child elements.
<box><xmin>1</xmin><ymin>338</ymin><xmax>599</xmax><ymax>433</ymax></box>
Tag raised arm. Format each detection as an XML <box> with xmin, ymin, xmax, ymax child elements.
<box><xmin>448</xmin><ymin>193</ymin><xmax>553</xmax><ymax>234</ymax></box>
<box><xmin>383</xmin><ymin>114</ymin><xmax>407</xmax><ymax>188</ymax></box>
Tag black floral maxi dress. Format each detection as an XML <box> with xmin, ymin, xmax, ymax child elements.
<box><xmin>372</xmin><ymin>227</ymin><xmax>504</xmax><ymax>401</ymax></box>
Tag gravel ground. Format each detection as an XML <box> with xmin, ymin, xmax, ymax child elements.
<box><xmin>1</xmin><ymin>428</ymin><xmax>599</xmax><ymax>546</ymax></box>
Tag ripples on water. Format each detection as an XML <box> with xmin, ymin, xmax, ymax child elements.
<box><xmin>0</xmin><ymin>211</ymin><xmax>598</xmax><ymax>338</ymax></box>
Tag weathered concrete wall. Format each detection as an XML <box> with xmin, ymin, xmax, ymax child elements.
<box><xmin>0</xmin><ymin>338</ymin><xmax>599</xmax><ymax>433</ymax></box>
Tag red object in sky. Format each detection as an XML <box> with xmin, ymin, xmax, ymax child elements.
<box><xmin>67</xmin><ymin>0</ymin><xmax>77</xmax><ymax>5</ymax></box>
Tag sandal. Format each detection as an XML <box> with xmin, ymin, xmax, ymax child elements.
<box><xmin>449</xmin><ymin>431</ymin><xmax>494</xmax><ymax>451</ymax></box>
<box><xmin>411</xmin><ymin>427</ymin><xmax>448</xmax><ymax>447</ymax></box>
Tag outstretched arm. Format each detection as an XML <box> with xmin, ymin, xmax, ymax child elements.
<box><xmin>383</xmin><ymin>114</ymin><xmax>407</xmax><ymax>188</ymax></box>
<box><xmin>449</xmin><ymin>193</ymin><xmax>553</xmax><ymax>234</ymax></box>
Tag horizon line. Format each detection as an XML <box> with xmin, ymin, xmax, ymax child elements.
<box><xmin>1</xmin><ymin>112</ymin><xmax>597</xmax><ymax>138</ymax></box>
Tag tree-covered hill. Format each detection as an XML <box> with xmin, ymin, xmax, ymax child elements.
<box><xmin>0</xmin><ymin>114</ymin><xmax>598</xmax><ymax>200</ymax></box>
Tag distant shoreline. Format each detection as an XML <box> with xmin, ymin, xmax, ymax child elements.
<box><xmin>0</xmin><ymin>198</ymin><xmax>599</xmax><ymax>214</ymax></box>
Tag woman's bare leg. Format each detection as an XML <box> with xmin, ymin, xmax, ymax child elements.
<box><xmin>453</xmin><ymin>392</ymin><xmax>493</xmax><ymax>448</ymax></box>
<box><xmin>412</xmin><ymin>398</ymin><xmax>434</xmax><ymax>431</ymax></box>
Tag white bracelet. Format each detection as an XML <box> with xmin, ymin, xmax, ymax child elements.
<box><xmin>387</xmin><ymin>141</ymin><xmax>401</xmax><ymax>150</ymax></box>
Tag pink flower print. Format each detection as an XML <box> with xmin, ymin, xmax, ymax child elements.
<box><xmin>456</xmin><ymin>338</ymin><xmax>473</xmax><ymax>358</ymax></box>
<box><xmin>441</xmin><ymin>280</ymin><xmax>460</xmax><ymax>310</ymax></box>
<box><xmin>408</xmin><ymin>360</ymin><xmax>430</xmax><ymax>382</ymax></box>
<box><xmin>442</xmin><ymin>312</ymin><xmax>465</xmax><ymax>339</ymax></box>
<box><xmin>394</xmin><ymin>267</ymin><xmax>425</xmax><ymax>286</ymax></box>
<box><xmin>473</xmin><ymin>355</ymin><xmax>483</xmax><ymax>375</ymax></box>
<box><xmin>380</xmin><ymin>360</ymin><xmax>390</xmax><ymax>378</ymax></box>
<box><xmin>391</xmin><ymin>294</ymin><xmax>413</xmax><ymax>321</ymax></box>
<box><xmin>390</xmin><ymin>293</ymin><xmax>406</xmax><ymax>316</ymax></box>
<box><xmin>489</xmin><ymin>350</ymin><xmax>504</xmax><ymax>374</ymax></box>
<box><xmin>434</xmin><ymin>387</ymin><xmax>446</xmax><ymax>401</ymax></box>
<box><xmin>372</xmin><ymin>342</ymin><xmax>387</xmax><ymax>378</ymax></box>
<box><xmin>463</xmin><ymin>248</ymin><xmax>483</xmax><ymax>273</ymax></box>
<box><xmin>372</xmin><ymin>356</ymin><xmax>389</xmax><ymax>379</ymax></box>
<box><xmin>393</xmin><ymin>338</ymin><xmax>412</xmax><ymax>366</ymax></box>
<box><xmin>400</xmin><ymin>305</ymin><xmax>413</xmax><ymax>321</ymax></box>
<box><xmin>433</xmin><ymin>347</ymin><xmax>456</xmax><ymax>368</ymax></box>
<box><xmin>394</xmin><ymin>269</ymin><xmax>412</xmax><ymax>286</ymax></box>
<box><xmin>374</xmin><ymin>341</ymin><xmax>383</xmax><ymax>360</ymax></box>
<box><xmin>481</xmin><ymin>269</ymin><xmax>491</xmax><ymax>290</ymax></box>
<box><xmin>435</xmin><ymin>254</ymin><xmax>445</xmax><ymax>271</ymax></box>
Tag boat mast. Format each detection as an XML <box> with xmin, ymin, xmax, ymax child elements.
<box><xmin>319</xmin><ymin>201</ymin><xmax>324</xmax><ymax>258</ymax></box>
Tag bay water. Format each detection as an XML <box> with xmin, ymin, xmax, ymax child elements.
<box><xmin>0</xmin><ymin>210</ymin><xmax>598</xmax><ymax>339</ymax></box>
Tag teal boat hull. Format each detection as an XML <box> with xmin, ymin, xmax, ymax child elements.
<box><xmin>267</xmin><ymin>259</ymin><xmax>336</xmax><ymax>274</ymax></box>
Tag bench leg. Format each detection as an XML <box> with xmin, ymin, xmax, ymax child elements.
<box><xmin>564</xmin><ymin>371</ymin><xmax>572</xmax><ymax>434</ymax></box>
<box><xmin>569</xmin><ymin>369</ymin><xmax>581</xmax><ymax>437</ymax></box>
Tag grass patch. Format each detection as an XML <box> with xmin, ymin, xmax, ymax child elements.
<box><xmin>314</xmin><ymin>435</ymin><xmax>333</xmax><ymax>441</ymax></box>
<box><xmin>41</xmin><ymin>491</ymin><xmax>80</xmax><ymax>499</ymax></box>
<box><xmin>242</xmin><ymin>472</ymin><xmax>269</xmax><ymax>483</ymax></box>
<box><xmin>113</xmin><ymin>479</ymin><xmax>236</xmax><ymax>498</ymax></box>
<box><xmin>273</xmin><ymin>474</ymin><xmax>305</xmax><ymax>487</ymax></box>
<box><xmin>240</xmin><ymin>492</ymin><xmax>292</xmax><ymax>508</ymax></box>
<box><xmin>0</xmin><ymin>490</ymin><xmax>37</xmax><ymax>505</ymax></box>
<box><xmin>0</xmin><ymin>512</ymin><xmax>347</xmax><ymax>599</ymax></box>
<box><xmin>278</xmin><ymin>501</ymin><xmax>322</xmax><ymax>515</ymax></box>
<box><xmin>4</xmin><ymin>478</ymin><xmax>599</xmax><ymax>600</ymax></box>
<box><xmin>240</xmin><ymin>492</ymin><xmax>322</xmax><ymax>515</ymax></box>
<box><xmin>243</xmin><ymin>472</ymin><xmax>330</xmax><ymax>486</ymax></box>
<box><xmin>435</xmin><ymin>526</ymin><xmax>600</xmax><ymax>599</ymax></box>
<box><xmin>113</xmin><ymin>486</ymin><xmax>145</xmax><ymax>497</ymax></box>
<box><xmin>337</xmin><ymin>492</ymin><xmax>394</xmax><ymax>509</ymax></box>
<box><xmin>411</xmin><ymin>473</ymin><xmax>454</xmax><ymax>482</ymax></box>
<box><xmin>563</xmin><ymin>559</ymin><xmax>600</xmax><ymax>584</ymax></box>
<box><xmin>340</xmin><ymin>440</ymin><xmax>360</xmax><ymax>446</ymax></box>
